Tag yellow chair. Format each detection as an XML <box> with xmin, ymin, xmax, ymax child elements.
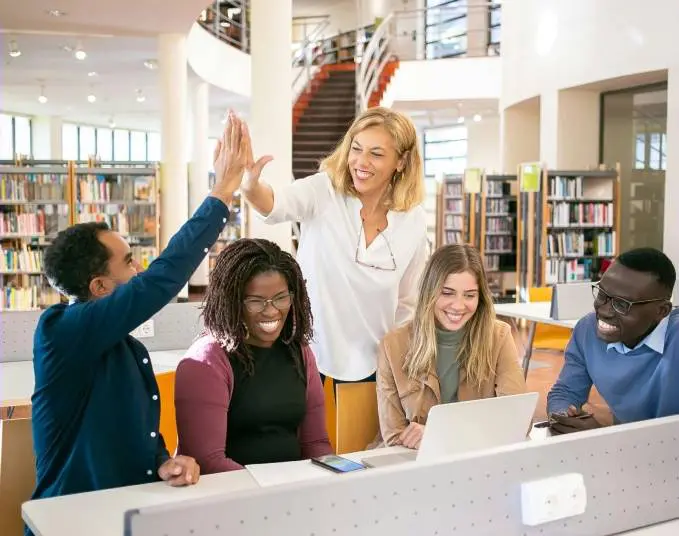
<box><xmin>335</xmin><ymin>382</ymin><xmax>379</xmax><ymax>455</ymax></box>
<box><xmin>529</xmin><ymin>287</ymin><xmax>571</xmax><ymax>351</ymax></box>
<box><xmin>0</xmin><ymin>418</ymin><xmax>35</xmax><ymax>536</ymax></box>
<box><xmin>323</xmin><ymin>379</ymin><xmax>338</xmax><ymax>453</ymax></box>
<box><xmin>155</xmin><ymin>372</ymin><xmax>178</xmax><ymax>456</ymax></box>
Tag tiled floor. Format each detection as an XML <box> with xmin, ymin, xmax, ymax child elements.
<box><xmin>517</xmin><ymin>332</ymin><xmax>613</xmax><ymax>426</ymax></box>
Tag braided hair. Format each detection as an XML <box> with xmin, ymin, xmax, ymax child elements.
<box><xmin>201</xmin><ymin>238</ymin><xmax>313</xmax><ymax>377</ymax></box>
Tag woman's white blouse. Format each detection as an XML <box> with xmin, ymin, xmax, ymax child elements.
<box><xmin>260</xmin><ymin>172</ymin><xmax>429</xmax><ymax>381</ymax></box>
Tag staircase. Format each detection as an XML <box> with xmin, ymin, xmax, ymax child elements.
<box><xmin>293</xmin><ymin>66</ymin><xmax>356</xmax><ymax>180</ymax></box>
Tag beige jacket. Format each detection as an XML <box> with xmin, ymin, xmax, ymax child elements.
<box><xmin>376</xmin><ymin>319</ymin><xmax>527</xmax><ymax>446</ymax></box>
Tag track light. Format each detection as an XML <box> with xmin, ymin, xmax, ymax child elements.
<box><xmin>135</xmin><ymin>89</ymin><xmax>146</xmax><ymax>103</ymax></box>
<box><xmin>8</xmin><ymin>40</ymin><xmax>21</xmax><ymax>58</ymax></box>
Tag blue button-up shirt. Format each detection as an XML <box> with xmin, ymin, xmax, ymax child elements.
<box><xmin>28</xmin><ymin>197</ymin><xmax>228</xmax><ymax>516</ymax></box>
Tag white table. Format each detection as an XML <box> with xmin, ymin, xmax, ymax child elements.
<box><xmin>0</xmin><ymin>350</ymin><xmax>187</xmax><ymax>413</ymax></box>
<box><xmin>22</xmin><ymin>446</ymin><xmax>408</xmax><ymax>536</ymax></box>
<box><xmin>494</xmin><ymin>302</ymin><xmax>579</xmax><ymax>378</ymax></box>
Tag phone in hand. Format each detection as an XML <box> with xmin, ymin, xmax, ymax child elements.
<box><xmin>311</xmin><ymin>454</ymin><xmax>367</xmax><ymax>474</ymax></box>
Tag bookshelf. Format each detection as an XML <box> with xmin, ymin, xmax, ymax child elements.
<box><xmin>542</xmin><ymin>167</ymin><xmax>620</xmax><ymax>285</ymax></box>
<box><xmin>207</xmin><ymin>172</ymin><xmax>243</xmax><ymax>275</ymax></box>
<box><xmin>0</xmin><ymin>163</ymin><xmax>72</xmax><ymax>311</ymax></box>
<box><xmin>437</xmin><ymin>174</ymin><xmax>465</xmax><ymax>247</ymax></box>
<box><xmin>516</xmin><ymin>165</ymin><xmax>620</xmax><ymax>298</ymax></box>
<box><xmin>480</xmin><ymin>173</ymin><xmax>517</xmax><ymax>302</ymax></box>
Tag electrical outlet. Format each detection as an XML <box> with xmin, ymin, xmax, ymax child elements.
<box><xmin>521</xmin><ymin>473</ymin><xmax>587</xmax><ymax>526</ymax></box>
<box><xmin>130</xmin><ymin>319</ymin><xmax>155</xmax><ymax>339</ymax></box>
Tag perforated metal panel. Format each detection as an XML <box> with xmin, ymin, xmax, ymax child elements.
<box><xmin>0</xmin><ymin>302</ymin><xmax>203</xmax><ymax>363</ymax></box>
<box><xmin>125</xmin><ymin>416</ymin><xmax>679</xmax><ymax>536</ymax></box>
<box><xmin>0</xmin><ymin>310</ymin><xmax>42</xmax><ymax>362</ymax></box>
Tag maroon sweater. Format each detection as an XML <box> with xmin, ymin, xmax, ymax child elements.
<box><xmin>174</xmin><ymin>335</ymin><xmax>332</xmax><ymax>473</ymax></box>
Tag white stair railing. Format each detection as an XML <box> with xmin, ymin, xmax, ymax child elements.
<box><xmin>356</xmin><ymin>14</ymin><xmax>396</xmax><ymax>113</ymax></box>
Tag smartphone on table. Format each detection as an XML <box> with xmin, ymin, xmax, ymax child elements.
<box><xmin>311</xmin><ymin>454</ymin><xmax>367</xmax><ymax>474</ymax></box>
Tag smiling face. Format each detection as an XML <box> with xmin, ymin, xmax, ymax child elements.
<box><xmin>347</xmin><ymin>126</ymin><xmax>404</xmax><ymax>200</ymax></box>
<box><xmin>242</xmin><ymin>270</ymin><xmax>292</xmax><ymax>348</ymax></box>
<box><xmin>594</xmin><ymin>262</ymin><xmax>671</xmax><ymax>348</ymax></box>
<box><xmin>434</xmin><ymin>270</ymin><xmax>480</xmax><ymax>331</ymax></box>
<box><xmin>89</xmin><ymin>230</ymin><xmax>142</xmax><ymax>299</ymax></box>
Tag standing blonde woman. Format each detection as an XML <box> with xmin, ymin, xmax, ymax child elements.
<box><xmin>239</xmin><ymin>107</ymin><xmax>428</xmax><ymax>387</ymax></box>
<box><xmin>377</xmin><ymin>244</ymin><xmax>526</xmax><ymax>448</ymax></box>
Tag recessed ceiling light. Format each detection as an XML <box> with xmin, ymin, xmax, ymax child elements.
<box><xmin>8</xmin><ymin>40</ymin><xmax>21</xmax><ymax>58</ymax></box>
<box><xmin>473</xmin><ymin>114</ymin><xmax>482</xmax><ymax>122</ymax></box>
<box><xmin>47</xmin><ymin>9</ymin><xmax>67</xmax><ymax>17</ymax></box>
<box><xmin>136</xmin><ymin>89</ymin><xmax>146</xmax><ymax>103</ymax></box>
<box><xmin>457</xmin><ymin>117</ymin><xmax>465</xmax><ymax>124</ymax></box>
<box><xmin>143</xmin><ymin>59</ymin><xmax>158</xmax><ymax>70</ymax></box>
<box><xmin>75</xmin><ymin>48</ymin><xmax>86</xmax><ymax>60</ymax></box>
<box><xmin>88</xmin><ymin>71</ymin><xmax>97</xmax><ymax>77</ymax></box>
<box><xmin>87</xmin><ymin>94</ymin><xmax>96</xmax><ymax>103</ymax></box>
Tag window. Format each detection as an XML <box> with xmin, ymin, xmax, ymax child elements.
<box><xmin>113</xmin><ymin>130</ymin><xmax>130</xmax><ymax>161</ymax></box>
<box><xmin>62</xmin><ymin>123</ymin><xmax>79</xmax><ymax>161</ymax></box>
<box><xmin>79</xmin><ymin>126</ymin><xmax>96</xmax><ymax>160</ymax></box>
<box><xmin>130</xmin><ymin>131</ymin><xmax>147</xmax><ymax>161</ymax></box>
<box><xmin>147</xmin><ymin>132</ymin><xmax>161</xmax><ymax>161</ymax></box>
<box><xmin>0</xmin><ymin>114</ymin><xmax>13</xmax><ymax>160</ymax></box>
<box><xmin>425</xmin><ymin>0</ymin><xmax>467</xmax><ymax>59</ymax></box>
<box><xmin>97</xmin><ymin>128</ymin><xmax>113</xmax><ymax>161</ymax></box>
<box><xmin>14</xmin><ymin>116</ymin><xmax>31</xmax><ymax>157</ymax></box>
<box><xmin>423</xmin><ymin>125</ymin><xmax>468</xmax><ymax>177</ymax></box>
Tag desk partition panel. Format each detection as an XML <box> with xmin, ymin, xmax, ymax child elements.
<box><xmin>125</xmin><ymin>416</ymin><xmax>679</xmax><ymax>536</ymax></box>
<box><xmin>0</xmin><ymin>301</ymin><xmax>203</xmax><ymax>363</ymax></box>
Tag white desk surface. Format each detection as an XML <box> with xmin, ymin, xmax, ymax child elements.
<box><xmin>22</xmin><ymin>446</ymin><xmax>408</xmax><ymax>536</ymax></box>
<box><xmin>494</xmin><ymin>301</ymin><xmax>579</xmax><ymax>329</ymax></box>
<box><xmin>0</xmin><ymin>349</ymin><xmax>186</xmax><ymax>406</ymax></box>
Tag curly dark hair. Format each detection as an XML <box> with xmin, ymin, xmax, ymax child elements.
<box><xmin>44</xmin><ymin>222</ymin><xmax>112</xmax><ymax>301</ymax></box>
<box><xmin>202</xmin><ymin>238</ymin><xmax>313</xmax><ymax>377</ymax></box>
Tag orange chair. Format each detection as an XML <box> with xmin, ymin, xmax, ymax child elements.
<box><xmin>528</xmin><ymin>287</ymin><xmax>571</xmax><ymax>351</ymax></box>
<box><xmin>155</xmin><ymin>372</ymin><xmax>177</xmax><ymax>456</ymax></box>
<box><xmin>323</xmin><ymin>379</ymin><xmax>337</xmax><ymax>453</ymax></box>
<box><xmin>335</xmin><ymin>382</ymin><xmax>379</xmax><ymax>455</ymax></box>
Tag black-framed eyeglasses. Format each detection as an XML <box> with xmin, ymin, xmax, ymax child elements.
<box><xmin>591</xmin><ymin>284</ymin><xmax>668</xmax><ymax>316</ymax></box>
<box><xmin>243</xmin><ymin>293</ymin><xmax>293</xmax><ymax>313</ymax></box>
<box><xmin>354</xmin><ymin>220</ymin><xmax>397</xmax><ymax>271</ymax></box>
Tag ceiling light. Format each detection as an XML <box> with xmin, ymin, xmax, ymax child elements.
<box><xmin>47</xmin><ymin>9</ymin><xmax>67</xmax><ymax>16</ymax></box>
<box><xmin>88</xmin><ymin>71</ymin><xmax>97</xmax><ymax>77</ymax></box>
<box><xmin>87</xmin><ymin>94</ymin><xmax>96</xmax><ymax>103</ymax></box>
<box><xmin>108</xmin><ymin>118</ymin><xmax>116</xmax><ymax>129</ymax></box>
<box><xmin>457</xmin><ymin>117</ymin><xmax>465</xmax><ymax>124</ymax></box>
<box><xmin>38</xmin><ymin>95</ymin><xmax>47</xmax><ymax>104</ymax></box>
<box><xmin>75</xmin><ymin>48</ymin><xmax>87</xmax><ymax>60</ymax></box>
<box><xmin>135</xmin><ymin>89</ymin><xmax>146</xmax><ymax>103</ymax></box>
<box><xmin>227</xmin><ymin>7</ymin><xmax>241</xmax><ymax>17</ymax></box>
<box><xmin>473</xmin><ymin>114</ymin><xmax>482</xmax><ymax>122</ymax></box>
<box><xmin>143</xmin><ymin>59</ymin><xmax>158</xmax><ymax>70</ymax></box>
<box><xmin>8</xmin><ymin>40</ymin><xmax>21</xmax><ymax>58</ymax></box>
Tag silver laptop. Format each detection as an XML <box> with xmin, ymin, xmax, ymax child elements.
<box><xmin>362</xmin><ymin>392</ymin><xmax>539</xmax><ymax>468</ymax></box>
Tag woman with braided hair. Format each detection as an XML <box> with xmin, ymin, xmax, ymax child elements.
<box><xmin>174</xmin><ymin>238</ymin><xmax>332</xmax><ymax>473</ymax></box>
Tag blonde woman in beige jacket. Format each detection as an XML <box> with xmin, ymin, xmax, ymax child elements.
<box><xmin>377</xmin><ymin>244</ymin><xmax>527</xmax><ymax>448</ymax></box>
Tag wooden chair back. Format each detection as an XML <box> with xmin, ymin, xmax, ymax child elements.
<box><xmin>0</xmin><ymin>418</ymin><xmax>35</xmax><ymax>536</ymax></box>
<box><xmin>528</xmin><ymin>286</ymin><xmax>571</xmax><ymax>351</ymax></box>
<box><xmin>156</xmin><ymin>371</ymin><xmax>178</xmax><ymax>456</ymax></box>
<box><xmin>335</xmin><ymin>382</ymin><xmax>379</xmax><ymax>455</ymax></box>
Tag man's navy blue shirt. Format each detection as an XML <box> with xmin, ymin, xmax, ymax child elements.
<box><xmin>28</xmin><ymin>197</ymin><xmax>228</xmax><ymax>509</ymax></box>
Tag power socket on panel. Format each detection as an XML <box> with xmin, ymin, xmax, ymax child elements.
<box><xmin>521</xmin><ymin>473</ymin><xmax>587</xmax><ymax>526</ymax></box>
<box><xmin>130</xmin><ymin>319</ymin><xmax>155</xmax><ymax>339</ymax></box>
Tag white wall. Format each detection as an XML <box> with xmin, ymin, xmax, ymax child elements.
<box><xmin>467</xmin><ymin>115</ymin><xmax>500</xmax><ymax>172</ymax></box>
<box><xmin>382</xmin><ymin>57</ymin><xmax>502</xmax><ymax>106</ymax></box>
<box><xmin>501</xmin><ymin>0</ymin><xmax>676</xmax><ymax>109</ymax></box>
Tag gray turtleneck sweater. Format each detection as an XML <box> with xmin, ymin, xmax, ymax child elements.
<box><xmin>435</xmin><ymin>327</ymin><xmax>463</xmax><ymax>403</ymax></box>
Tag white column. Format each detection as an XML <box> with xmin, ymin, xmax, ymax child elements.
<box><xmin>500</xmin><ymin>99</ymin><xmax>540</xmax><ymax>172</ymax></box>
<box><xmin>189</xmin><ymin>81</ymin><xmax>210</xmax><ymax>287</ymax></box>
<box><xmin>32</xmin><ymin>116</ymin><xmax>63</xmax><ymax>159</ymax></box>
<box><xmin>415</xmin><ymin>0</ymin><xmax>426</xmax><ymax>60</ymax></box>
<box><xmin>663</xmin><ymin>66</ymin><xmax>679</xmax><ymax>276</ymax></box>
<box><xmin>540</xmin><ymin>89</ymin><xmax>600</xmax><ymax>168</ymax></box>
<box><xmin>248</xmin><ymin>0</ymin><xmax>293</xmax><ymax>251</ymax></box>
<box><xmin>158</xmin><ymin>33</ymin><xmax>189</xmax><ymax>298</ymax></box>
<box><xmin>467</xmin><ymin>0</ymin><xmax>489</xmax><ymax>57</ymax></box>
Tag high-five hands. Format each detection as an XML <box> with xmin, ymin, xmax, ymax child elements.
<box><xmin>240</xmin><ymin>120</ymin><xmax>273</xmax><ymax>193</ymax></box>
<box><xmin>210</xmin><ymin>110</ymin><xmax>252</xmax><ymax>204</ymax></box>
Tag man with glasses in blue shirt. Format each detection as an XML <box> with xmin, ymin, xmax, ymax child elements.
<box><xmin>547</xmin><ymin>247</ymin><xmax>678</xmax><ymax>434</ymax></box>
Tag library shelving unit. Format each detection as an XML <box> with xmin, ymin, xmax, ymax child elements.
<box><xmin>72</xmin><ymin>162</ymin><xmax>160</xmax><ymax>271</ymax></box>
<box><xmin>436</xmin><ymin>174</ymin><xmax>465</xmax><ymax>247</ymax></box>
<box><xmin>0</xmin><ymin>161</ymin><xmax>72</xmax><ymax>311</ymax></box>
<box><xmin>516</xmin><ymin>165</ymin><xmax>620</xmax><ymax>298</ymax></box>
<box><xmin>480</xmin><ymin>173</ymin><xmax>517</xmax><ymax>303</ymax></box>
<box><xmin>207</xmin><ymin>172</ymin><xmax>243</xmax><ymax>276</ymax></box>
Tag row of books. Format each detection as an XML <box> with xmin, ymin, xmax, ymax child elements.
<box><xmin>484</xmin><ymin>256</ymin><xmax>502</xmax><ymax>271</ymax></box>
<box><xmin>548</xmin><ymin>202</ymin><xmax>614</xmax><ymax>227</ymax></box>
<box><xmin>486</xmin><ymin>181</ymin><xmax>511</xmax><ymax>196</ymax></box>
<box><xmin>548</xmin><ymin>176</ymin><xmax>587</xmax><ymax>199</ymax></box>
<box><xmin>76</xmin><ymin>205</ymin><xmax>156</xmax><ymax>236</ymax></box>
<box><xmin>131</xmin><ymin>246</ymin><xmax>157</xmax><ymax>270</ymax></box>
<box><xmin>485</xmin><ymin>217</ymin><xmax>513</xmax><ymax>233</ymax></box>
<box><xmin>486</xmin><ymin>199</ymin><xmax>511</xmax><ymax>213</ymax></box>
<box><xmin>544</xmin><ymin>258</ymin><xmax>597</xmax><ymax>284</ymax></box>
<box><xmin>445</xmin><ymin>199</ymin><xmax>463</xmax><ymax>213</ymax></box>
<box><xmin>0</xmin><ymin>173</ymin><xmax>68</xmax><ymax>202</ymax></box>
<box><xmin>0</xmin><ymin>247</ymin><xmax>44</xmax><ymax>273</ymax></box>
<box><xmin>1</xmin><ymin>279</ymin><xmax>61</xmax><ymax>311</ymax></box>
<box><xmin>0</xmin><ymin>206</ymin><xmax>69</xmax><ymax>236</ymax></box>
<box><xmin>545</xmin><ymin>231</ymin><xmax>616</xmax><ymax>258</ymax></box>
<box><xmin>444</xmin><ymin>214</ymin><xmax>463</xmax><ymax>230</ymax></box>
<box><xmin>444</xmin><ymin>182</ymin><xmax>463</xmax><ymax>197</ymax></box>
<box><xmin>486</xmin><ymin>235</ymin><xmax>513</xmax><ymax>252</ymax></box>
<box><xmin>77</xmin><ymin>175</ymin><xmax>155</xmax><ymax>203</ymax></box>
<box><xmin>444</xmin><ymin>230</ymin><xmax>462</xmax><ymax>244</ymax></box>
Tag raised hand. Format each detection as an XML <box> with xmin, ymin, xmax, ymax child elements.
<box><xmin>211</xmin><ymin>111</ymin><xmax>249</xmax><ymax>204</ymax></box>
<box><xmin>240</xmin><ymin>121</ymin><xmax>273</xmax><ymax>191</ymax></box>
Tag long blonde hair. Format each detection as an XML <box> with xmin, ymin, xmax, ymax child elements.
<box><xmin>319</xmin><ymin>106</ymin><xmax>424</xmax><ymax>212</ymax></box>
<box><xmin>405</xmin><ymin>244</ymin><xmax>497</xmax><ymax>389</ymax></box>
